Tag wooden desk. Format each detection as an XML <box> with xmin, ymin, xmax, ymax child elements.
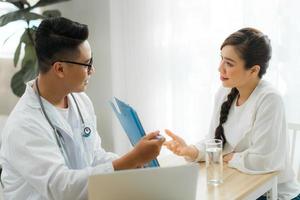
<box><xmin>158</xmin><ymin>156</ymin><xmax>278</xmax><ymax>200</ymax></box>
<box><xmin>196</xmin><ymin>163</ymin><xmax>278</xmax><ymax>200</ymax></box>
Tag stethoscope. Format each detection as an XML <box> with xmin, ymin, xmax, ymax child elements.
<box><xmin>35</xmin><ymin>78</ymin><xmax>92</xmax><ymax>167</ymax></box>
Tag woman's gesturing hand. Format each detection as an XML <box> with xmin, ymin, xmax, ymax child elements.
<box><xmin>163</xmin><ymin>129</ymin><xmax>199</xmax><ymax>160</ymax></box>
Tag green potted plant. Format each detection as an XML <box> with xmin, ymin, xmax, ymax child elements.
<box><xmin>0</xmin><ymin>0</ymin><xmax>71</xmax><ymax>97</ymax></box>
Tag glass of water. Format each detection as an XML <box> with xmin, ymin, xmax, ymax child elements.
<box><xmin>205</xmin><ymin>139</ymin><xmax>223</xmax><ymax>185</ymax></box>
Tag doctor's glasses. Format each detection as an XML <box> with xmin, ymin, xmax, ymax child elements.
<box><xmin>52</xmin><ymin>57</ymin><xmax>94</xmax><ymax>73</ymax></box>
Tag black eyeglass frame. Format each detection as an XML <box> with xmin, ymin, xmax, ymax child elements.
<box><xmin>52</xmin><ymin>57</ymin><xmax>93</xmax><ymax>73</ymax></box>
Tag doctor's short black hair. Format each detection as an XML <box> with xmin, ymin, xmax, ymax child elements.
<box><xmin>35</xmin><ymin>17</ymin><xmax>89</xmax><ymax>73</ymax></box>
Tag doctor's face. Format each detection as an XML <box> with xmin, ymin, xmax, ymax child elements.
<box><xmin>218</xmin><ymin>45</ymin><xmax>254</xmax><ymax>88</ymax></box>
<box><xmin>61</xmin><ymin>40</ymin><xmax>95</xmax><ymax>93</ymax></box>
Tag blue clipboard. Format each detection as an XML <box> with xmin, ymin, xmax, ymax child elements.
<box><xmin>109</xmin><ymin>97</ymin><xmax>160</xmax><ymax>167</ymax></box>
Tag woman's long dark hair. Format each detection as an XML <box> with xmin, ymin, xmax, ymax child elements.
<box><xmin>215</xmin><ymin>28</ymin><xmax>272</xmax><ymax>147</ymax></box>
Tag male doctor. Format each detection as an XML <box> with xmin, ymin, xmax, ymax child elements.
<box><xmin>0</xmin><ymin>17</ymin><xmax>165</xmax><ymax>199</ymax></box>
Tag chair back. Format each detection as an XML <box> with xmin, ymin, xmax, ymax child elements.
<box><xmin>288</xmin><ymin>123</ymin><xmax>300</xmax><ymax>181</ymax></box>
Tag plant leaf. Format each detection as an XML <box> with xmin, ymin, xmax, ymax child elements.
<box><xmin>14</xmin><ymin>40</ymin><xmax>22</xmax><ymax>67</ymax></box>
<box><xmin>13</xmin><ymin>29</ymin><xmax>30</xmax><ymax>67</ymax></box>
<box><xmin>20</xmin><ymin>27</ymin><xmax>36</xmax><ymax>44</ymax></box>
<box><xmin>0</xmin><ymin>0</ymin><xmax>30</xmax><ymax>9</ymax></box>
<box><xmin>22</xmin><ymin>60</ymin><xmax>38</xmax><ymax>82</ymax></box>
<box><xmin>19</xmin><ymin>28</ymin><xmax>30</xmax><ymax>43</ymax></box>
<box><xmin>10</xmin><ymin>54</ymin><xmax>38</xmax><ymax>97</ymax></box>
<box><xmin>32</xmin><ymin>0</ymin><xmax>71</xmax><ymax>8</ymax></box>
<box><xmin>0</xmin><ymin>9</ymin><xmax>44</xmax><ymax>27</ymax></box>
<box><xmin>11</xmin><ymin>69</ymin><xmax>26</xmax><ymax>97</ymax></box>
<box><xmin>23</xmin><ymin>28</ymin><xmax>38</xmax><ymax>82</ymax></box>
<box><xmin>21</xmin><ymin>42</ymin><xmax>36</xmax><ymax>70</ymax></box>
<box><xmin>42</xmin><ymin>9</ymin><xmax>61</xmax><ymax>18</ymax></box>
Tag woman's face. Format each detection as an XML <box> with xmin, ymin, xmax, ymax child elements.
<box><xmin>219</xmin><ymin>45</ymin><xmax>257</xmax><ymax>88</ymax></box>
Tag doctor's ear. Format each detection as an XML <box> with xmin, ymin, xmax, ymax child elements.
<box><xmin>52</xmin><ymin>61</ymin><xmax>66</xmax><ymax>78</ymax></box>
<box><xmin>250</xmin><ymin>65</ymin><xmax>260</xmax><ymax>77</ymax></box>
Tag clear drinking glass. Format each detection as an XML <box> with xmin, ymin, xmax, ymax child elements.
<box><xmin>205</xmin><ymin>139</ymin><xmax>223</xmax><ymax>185</ymax></box>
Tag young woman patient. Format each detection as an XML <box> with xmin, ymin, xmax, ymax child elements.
<box><xmin>164</xmin><ymin>28</ymin><xmax>300</xmax><ymax>200</ymax></box>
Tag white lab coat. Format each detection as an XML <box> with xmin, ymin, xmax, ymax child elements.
<box><xmin>193</xmin><ymin>80</ymin><xmax>300</xmax><ymax>199</ymax></box>
<box><xmin>0</xmin><ymin>80</ymin><xmax>119</xmax><ymax>200</ymax></box>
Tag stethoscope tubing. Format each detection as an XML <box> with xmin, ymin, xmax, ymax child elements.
<box><xmin>34</xmin><ymin>78</ymin><xmax>90</xmax><ymax>167</ymax></box>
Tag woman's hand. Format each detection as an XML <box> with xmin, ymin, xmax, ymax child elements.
<box><xmin>223</xmin><ymin>153</ymin><xmax>234</xmax><ymax>162</ymax></box>
<box><xmin>163</xmin><ymin>129</ymin><xmax>199</xmax><ymax>160</ymax></box>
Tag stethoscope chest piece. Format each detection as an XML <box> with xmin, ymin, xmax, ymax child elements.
<box><xmin>82</xmin><ymin>127</ymin><xmax>91</xmax><ymax>137</ymax></box>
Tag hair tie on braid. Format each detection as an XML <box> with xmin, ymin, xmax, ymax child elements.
<box><xmin>215</xmin><ymin>88</ymin><xmax>239</xmax><ymax>147</ymax></box>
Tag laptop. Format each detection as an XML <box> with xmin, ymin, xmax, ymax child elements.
<box><xmin>88</xmin><ymin>164</ymin><xmax>199</xmax><ymax>200</ymax></box>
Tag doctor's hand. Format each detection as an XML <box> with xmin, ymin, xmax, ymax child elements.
<box><xmin>133</xmin><ymin>131</ymin><xmax>165</xmax><ymax>165</ymax></box>
<box><xmin>164</xmin><ymin>129</ymin><xmax>199</xmax><ymax>160</ymax></box>
<box><xmin>112</xmin><ymin>131</ymin><xmax>165</xmax><ymax>170</ymax></box>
